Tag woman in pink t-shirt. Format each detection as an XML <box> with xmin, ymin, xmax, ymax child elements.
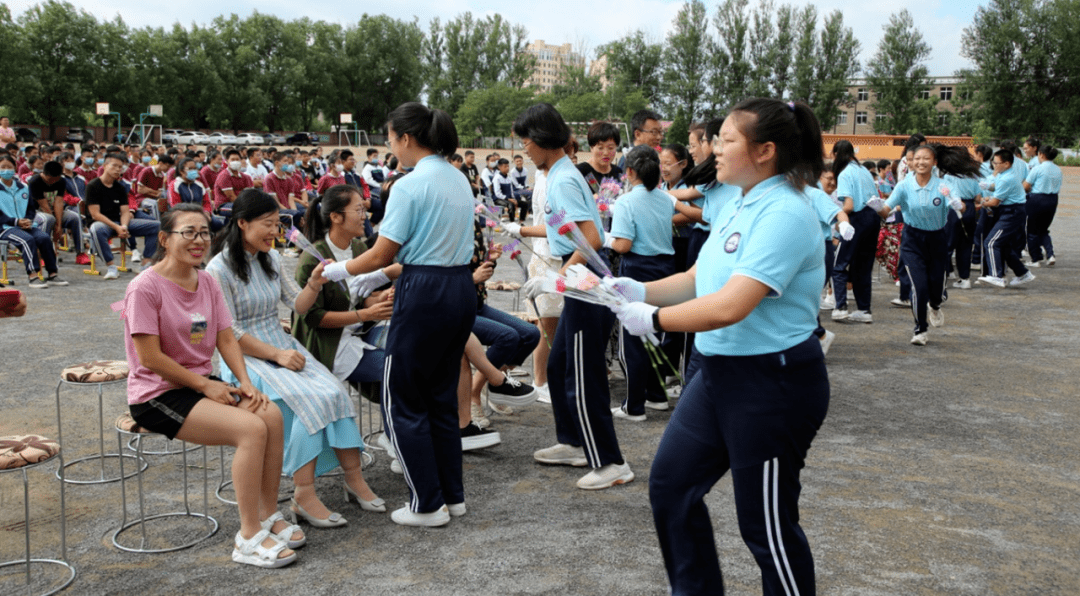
<box><xmin>122</xmin><ymin>203</ymin><xmax>302</xmax><ymax>569</ymax></box>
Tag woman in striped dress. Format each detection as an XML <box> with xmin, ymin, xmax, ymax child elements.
<box><xmin>207</xmin><ymin>189</ymin><xmax>382</xmax><ymax>532</ymax></box>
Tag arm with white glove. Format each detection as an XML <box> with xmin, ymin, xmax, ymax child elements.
<box><xmin>602</xmin><ymin>276</ymin><xmax>646</xmax><ymax>303</ymax></box>
<box><xmin>612</xmin><ymin>302</ymin><xmax>660</xmax><ymax>345</ymax></box>
<box><xmin>837</xmin><ymin>221</ymin><xmax>855</xmax><ymax>241</ymax></box>
<box><xmin>347</xmin><ymin>268</ymin><xmax>392</xmax><ymax>300</ymax></box>
<box><xmin>865</xmin><ymin>197</ymin><xmax>886</xmax><ymax>212</ymax></box>
<box><xmin>323</xmin><ymin>261</ymin><xmax>350</xmax><ymax>282</ymax></box>
<box><xmin>502</xmin><ymin>221</ymin><xmax>522</xmax><ymax>238</ymax></box>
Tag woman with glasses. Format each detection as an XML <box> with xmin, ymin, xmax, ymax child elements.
<box><xmin>122</xmin><ymin>203</ymin><xmax>298</xmax><ymax>568</ymax></box>
<box><xmin>207</xmin><ymin>189</ymin><xmax>382</xmax><ymax>533</ymax></box>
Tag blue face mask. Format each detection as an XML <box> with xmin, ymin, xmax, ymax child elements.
<box><xmin>195</xmin><ymin>161</ymin><xmax>203</xmax><ymax>169</ymax></box>
<box><xmin>282</xmin><ymin>164</ymin><xmax>295</xmax><ymax>173</ymax></box>
<box><xmin>0</xmin><ymin>169</ymin><xmax>14</xmax><ymax>180</ymax></box>
<box><xmin>142</xmin><ymin>156</ymin><xmax>151</xmax><ymax>164</ymax></box>
<box><xmin>185</xmin><ymin>169</ymin><xmax>199</xmax><ymax>181</ymax></box>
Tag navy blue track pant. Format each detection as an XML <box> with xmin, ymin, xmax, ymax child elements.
<box><xmin>650</xmin><ymin>336</ymin><xmax>829</xmax><ymax>595</ymax></box>
<box><xmin>382</xmin><ymin>265</ymin><xmax>475</xmax><ymax>513</ymax></box>
<box><xmin>832</xmin><ymin>207</ymin><xmax>879</xmax><ymax>313</ymax></box>
<box><xmin>618</xmin><ymin>252</ymin><xmax>675</xmax><ymax>415</ymax></box>
<box><xmin>1026</xmin><ymin>193</ymin><xmax>1057</xmax><ymax>262</ymax></box>
<box><xmin>901</xmin><ymin>227</ymin><xmax>947</xmax><ymax>334</ymax></box>
<box><xmin>984</xmin><ymin>205</ymin><xmax>1029</xmax><ymax>279</ymax></box>
<box><xmin>949</xmin><ymin>200</ymin><xmax>977</xmax><ymax>280</ymax></box>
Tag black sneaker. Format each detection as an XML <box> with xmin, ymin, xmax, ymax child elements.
<box><xmin>461</xmin><ymin>422</ymin><xmax>501</xmax><ymax>451</ymax></box>
<box><xmin>487</xmin><ymin>374</ymin><xmax>537</xmax><ymax>407</ymax></box>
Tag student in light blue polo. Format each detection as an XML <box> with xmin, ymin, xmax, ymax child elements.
<box><xmin>1023</xmin><ymin>144</ymin><xmax>1062</xmax><ymax>267</ymax></box>
<box><xmin>1023</xmin><ymin>137</ymin><xmax>1041</xmax><ymax>168</ymax></box>
<box><xmin>806</xmin><ymin>181</ymin><xmax>853</xmax><ymax>354</ymax></box>
<box><xmin>972</xmin><ymin>144</ymin><xmax>995</xmax><ymax>269</ymax></box>
<box><xmin>504</xmin><ymin>103</ymin><xmax>634</xmax><ymax>491</ymax></box>
<box><xmin>609</xmin><ymin>98</ymin><xmax>829</xmax><ymax>596</ymax></box>
<box><xmin>603</xmin><ymin>145</ymin><xmax>676</xmax><ymax>421</ymax></box>
<box><xmin>945</xmin><ymin>172</ymin><xmax>983</xmax><ymax>289</ymax></box>
<box><xmin>831</xmin><ymin>139</ymin><xmax>880</xmax><ymax>324</ymax></box>
<box><xmin>874</xmin><ymin>145</ymin><xmax>981</xmax><ymax>345</ymax></box>
<box><xmin>978</xmin><ymin>149</ymin><xmax>1034</xmax><ymax>288</ymax></box>
<box><xmin>323</xmin><ymin>102</ymin><xmax>475</xmax><ymax>528</ymax></box>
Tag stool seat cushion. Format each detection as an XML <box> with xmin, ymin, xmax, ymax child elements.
<box><xmin>115</xmin><ymin>413</ymin><xmax>151</xmax><ymax>434</ymax></box>
<box><xmin>62</xmin><ymin>360</ymin><xmax>129</xmax><ymax>383</ymax></box>
<box><xmin>0</xmin><ymin>435</ymin><xmax>60</xmax><ymax>469</ymax></box>
<box><xmin>486</xmin><ymin>281</ymin><xmax>522</xmax><ymax>291</ymax></box>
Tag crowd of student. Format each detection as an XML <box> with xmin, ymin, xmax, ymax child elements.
<box><xmin>0</xmin><ymin>101</ymin><xmax>1066</xmax><ymax>594</ymax></box>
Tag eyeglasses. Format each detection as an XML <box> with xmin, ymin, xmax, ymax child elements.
<box><xmin>337</xmin><ymin>208</ymin><xmax>367</xmax><ymax>218</ymax></box>
<box><xmin>643</xmin><ymin>129</ymin><xmax>664</xmax><ymax>136</ymax></box>
<box><xmin>170</xmin><ymin>229</ymin><xmax>211</xmax><ymax>241</ymax></box>
<box><xmin>992</xmin><ymin>160</ymin><xmax>1004</xmax><ymax>166</ymax></box>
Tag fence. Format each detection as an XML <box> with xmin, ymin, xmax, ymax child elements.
<box><xmin>823</xmin><ymin>134</ymin><xmax>975</xmax><ymax>161</ymax></box>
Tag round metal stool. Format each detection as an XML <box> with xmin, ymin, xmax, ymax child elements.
<box><xmin>112</xmin><ymin>415</ymin><xmax>218</xmax><ymax>553</ymax></box>
<box><xmin>0</xmin><ymin>435</ymin><xmax>77</xmax><ymax>596</ymax></box>
<box><xmin>55</xmin><ymin>361</ymin><xmax>146</xmax><ymax>484</ymax></box>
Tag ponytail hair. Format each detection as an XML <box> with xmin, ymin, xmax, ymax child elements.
<box><xmin>731</xmin><ymin>98</ymin><xmax>824</xmax><ymax>188</ymax></box>
<box><xmin>305</xmin><ymin>184</ymin><xmax>361</xmax><ymax>241</ymax></box>
<box><xmin>974</xmin><ymin>144</ymin><xmax>993</xmax><ymax>162</ymax></box>
<box><xmin>1039</xmin><ymin>144</ymin><xmax>1058</xmax><ymax>161</ymax></box>
<box><xmin>387</xmin><ymin>102</ymin><xmax>458</xmax><ymax>159</ymax></box>
<box><xmin>916</xmin><ymin>144</ymin><xmax>981</xmax><ymax>178</ymax></box>
<box><xmin>831</xmin><ymin>139</ymin><xmax>856</xmax><ymax>178</ymax></box>
<box><xmin>682</xmin><ymin>117</ymin><xmax>725</xmax><ymax>187</ymax></box>
<box><xmin>209</xmin><ymin>188</ymin><xmax>280</xmax><ymax>284</ymax></box>
<box><xmin>624</xmin><ymin>145</ymin><xmax>661</xmax><ymax>191</ymax></box>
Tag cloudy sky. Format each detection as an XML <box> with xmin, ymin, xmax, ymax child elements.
<box><xmin>10</xmin><ymin>0</ymin><xmax>988</xmax><ymax>76</ymax></box>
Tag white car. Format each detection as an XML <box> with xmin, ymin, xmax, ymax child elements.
<box><xmin>175</xmin><ymin>131</ymin><xmax>210</xmax><ymax>145</ymax></box>
<box><xmin>161</xmin><ymin>129</ymin><xmax>184</xmax><ymax>145</ymax></box>
<box><xmin>235</xmin><ymin>133</ymin><xmax>264</xmax><ymax>145</ymax></box>
<box><xmin>206</xmin><ymin>132</ymin><xmax>239</xmax><ymax>146</ymax></box>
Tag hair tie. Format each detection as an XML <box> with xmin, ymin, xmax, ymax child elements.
<box><xmin>787</xmin><ymin>102</ymin><xmax>796</xmax><ymax>112</ymax></box>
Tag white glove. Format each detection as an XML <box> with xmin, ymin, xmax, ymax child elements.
<box><xmin>838</xmin><ymin>221</ymin><xmax>855</xmax><ymax>241</ymax></box>
<box><xmin>948</xmin><ymin>196</ymin><xmax>963</xmax><ymax>212</ymax></box>
<box><xmin>612</xmin><ymin>302</ymin><xmax>658</xmax><ymax>337</ymax></box>
<box><xmin>866</xmin><ymin>197</ymin><xmax>886</xmax><ymax>212</ymax></box>
<box><xmin>978</xmin><ymin>180</ymin><xmax>991</xmax><ymax>190</ymax></box>
<box><xmin>347</xmin><ymin>269</ymin><xmax>391</xmax><ymax>299</ymax></box>
<box><xmin>522</xmin><ymin>276</ymin><xmax>547</xmax><ymax>299</ymax></box>
<box><xmin>503</xmin><ymin>222</ymin><xmax>522</xmax><ymax>238</ymax></box>
<box><xmin>323</xmin><ymin>261</ymin><xmax>350</xmax><ymax>282</ymax></box>
<box><xmin>602</xmin><ymin>236</ymin><xmax>616</xmax><ymax>250</ymax></box>
<box><xmin>603</xmin><ymin>276</ymin><xmax>646</xmax><ymax>303</ymax></box>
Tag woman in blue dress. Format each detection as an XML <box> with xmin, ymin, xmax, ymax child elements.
<box><xmin>207</xmin><ymin>189</ymin><xmax>381</xmax><ymax>532</ymax></box>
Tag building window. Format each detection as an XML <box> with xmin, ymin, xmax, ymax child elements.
<box><xmin>938</xmin><ymin>113</ymin><xmax>949</xmax><ymax>126</ymax></box>
<box><xmin>857</xmin><ymin>88</ymin><xmax>868</xmax><ymax>102</ymax></box>
<box><xmin>875</xmin><ymin>113</ymin><xmax>887</xmax><ymax>122</ymax></box>
<box><xmin>856</xmin><ymin>112</ymin><xmax>868</xmax><ymax>125</ymax></box>
<box><xmin>837</xmin><ymin>112</ymin><xmax>848</xmax><ymax>126</ymax></box>
<box><xmin>940</xmin><ymin>86</ymin><xmax>953</xmax><ymax>101</ymax></box>
<box><xmin>919</xmin><ymin>89</ymin><xmax>931</xmax><ymax>100</ymax></box>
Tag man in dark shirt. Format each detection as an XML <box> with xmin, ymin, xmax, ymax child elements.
<box><xmin>86</xmin><ymin>153</ymin><xmax>159</xmax><ymax>279</ymax></box>
<box><xmin>29</xmin><ymin>160</ymin><xmax>89</xmax><ymax>264</ymax></box>
<box><xmin>461</xmin><ymin>151</ymin><xmax>480</xmax><ymax>196</ymax></box>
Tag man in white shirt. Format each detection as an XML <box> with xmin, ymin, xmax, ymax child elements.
<box><xmin>244</xmin><ymin>147</ymin><xmax>269</xmax><ymax>188</ymax></box>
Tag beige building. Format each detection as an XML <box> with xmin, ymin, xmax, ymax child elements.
<box><xmin>828</xmin><ymin>76</ymin><xmax>963</xmax><ymax>135</ymax></box>
<box><xmin>589</xmin><ymin>54</ymin><xmax>610</xmax><ymax>91</ymax></box>
<box><xmin>524</xmin><ymin>40</ymin><xmax>585</xmax><ymax>93</ymax></box>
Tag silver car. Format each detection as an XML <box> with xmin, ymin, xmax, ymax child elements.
<box><xmin>235</xmin><ymin>133</ymin><xmax>264</xmax><ymax>145</ymax></box>
<box><xmin>206</xmin><ymin>132</ymin><xmax>239</xmax><ymax>146</ymax></box>
<box><xmin>175</xmin><ymin>131</ymin><xmax>210</xmax><ymax>145</ymax></box>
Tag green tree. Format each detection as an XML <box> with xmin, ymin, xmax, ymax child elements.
<box><xmin>555</xmin><ymin>92</ymin><xmax>607</xmax><ymax>124</ymax></box>
<box><xmin>866</xmin><ymin>9</ymin><xmax>934</xmax><ymax>134</ymax></box>
<box><xmin>813</xmin><ymin>10</ymin><xmax>861</xmax><ymax>131</ymax></box>
<box><xmin>598</xmin><ymin>30</ymin><xmax>664</xmax><ymax>105</ymax></box>
<box><xmin>788</xmin><ymin>5</ymin><xmax>819</xmax><ymax>104</ymax></box>
<box><xmin>454</xmin><ymin>86</ymin><xmax>536</xmax><ymax>146</ymax></box>
<box><xmin>712</xmin><ymin>0</ymin><xmax>752</xmax><ymax>109</ymax></box>
<box><xmin>661</xmin><ymin>0</ymin><xmax>711</xmax><ymax>122</ymax></box>
<box><xmin>206</xmin><ymin>14</ymin><xmax>263</xmax><ymax>133</ymax></box>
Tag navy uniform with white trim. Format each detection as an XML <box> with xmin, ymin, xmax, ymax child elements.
<box><xmin>1024</xmin><ymin>157</ymin><xmax>1062</xmax><ymax>263</ymax></box>
<box><xmin>609</xmin><ymin>183</ymin><xmax>676</xmax><ymax>416</ymax></box>
<box><xmin>831</xmin><ymin>162</ymin><xmax>879</xmax><ymax>316</ymax></box>
<box><xmin>806</xmin><ymin>184</ymin><xmax>841</xmax><ymax>339</ymax></box>
<box><xmin>944</xmin><ymin>174</ymin><xmax>981</xmax><ymax>282</ymax></box>
<box><xmin>650</xmin><ymin>174</ymin><xmax>829</xmax><ymax>595</ymax></box>
<box><xmin>377</xmin><ymin>154</ymin><xmax>476</xmax><ymax>514</ymax></box>
<box><xmin>984</xmin><ymin>167</ymin><xmax>1029</xmax><ymax>280</ymax></box>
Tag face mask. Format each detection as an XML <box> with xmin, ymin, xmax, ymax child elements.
<box><xmin>282</xmin><ymin>164</ymin><xmax>295</xmax><ymax>173</ymax></box>
<box><xmin>0</xmin><ymin>169</ymin><xmax>14</xmax><ymax>180</ymax></box>
<box><xmin>33</xmin><ymin>168</ymin><xmax>42</xmax><ymax>174</ymax></box>
<box><xmin>228</xmin><ymin>160</ymin><xmax>242</xmax><ymax>171</ymax></box>
<box><xmin>195</xmin><ymin>161</ymin><xmax>203</xmax><ymax>169</ymax></box>
<box><xmin>142</xmin><ymin>156</ymin><xmax>151</xmax><ymax>164</ymax></box>
<box><xmin>185</xmin><ymin>169</ymin><xmax>199</xmax><ymax>181</ymax></box>
<box><xmin>64</xmin><ymin>162</ymin><xmax>74</xmax><ymax>171</ymax></box>
<box><xmin>335</xmin><ymin>164</ymin><xmax>344</xmax><ymax>173</ymax></box>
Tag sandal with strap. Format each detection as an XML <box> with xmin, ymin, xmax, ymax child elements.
<box><xmin>261</xmin><ymin>511</ymin><xmax>306</xmax><ymax>549</ymax></box>
<box><xmin>232</xmin><ymin>529</ymin><xmax>297</xmax><ymax>569</ymax></box>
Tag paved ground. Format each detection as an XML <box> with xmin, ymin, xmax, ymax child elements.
<box><xmin>1</xmin><ymin>171</ymin><xmax>1078</xmax><ymax>595</ymax></box>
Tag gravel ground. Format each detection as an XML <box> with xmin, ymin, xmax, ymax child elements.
<box><xmin>1</xmin><ymin>170</ymin><xmax>1077</xmax><ymax>595</ymax></box>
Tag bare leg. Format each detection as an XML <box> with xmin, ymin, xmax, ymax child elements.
<box><xmin>335</xmin><ymin>448</ymin><xmax>378</xmax><ymax>502</ymax></box>
<box><xmin>292</xmin><ymin>459</ymin><xmax>331</xmax><ymax>519</ymax></box>
<box><xmin>532</xmin><ymin>317</ymin><xmax>558</xmax><ymax>386</ymax></box>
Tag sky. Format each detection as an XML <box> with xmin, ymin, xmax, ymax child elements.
<box><xmin>9</xmin><ymin>0</ymin><xmax>989</xmax><ymax>76</ymax></box>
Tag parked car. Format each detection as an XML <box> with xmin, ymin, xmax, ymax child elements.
<box><xmin>285</xmin><ymin>132</ymin><xmax>319</xmax><ymax>146</ymax></box>
<box><xmin>15</xmin><ymin>127</ymin><xmax>38</xmax><ymax>143</ymax></box>
<box><xmin>65</xmin><ymin>127</ymin><xmax>93</xmax><ymax>144</ymax></box>
<box><xmin>205</xmin><ymin>132</ymin><xmax>239</xmax><ymax>146</ymax></box>
<box><xmin>263</xmin><ymin>133</ymin><xmax>287</xmax><ymax>145</ymax></box>
<box><xmin>175</xmin><ymin>131</ymin><xmax>210</xmax><ymax>145</ymax></box>
<box><xmin>235</xmin><ymin>132</ymin><xmax>264</xmax><ymax>145</ymax></box>
<box><xmin>161</xmin><ymin>129</ymin><xmax>184</xmax><ymax>145</ymax></box>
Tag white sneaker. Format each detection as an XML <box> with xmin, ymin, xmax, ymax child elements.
<box><xmin>1047</xmin><ymin>256</ymin><xmax>1056</xmax><ymax>267</ymax></box>
<box><xmin>977</xmin><ymin>275</ymin><xmax>1006</xmax><ymax>288</ymax></box>
<box><xmin>1009</xmin><ymin>272</ymin><xmax>1036</xmax><ymax>287</ymax></box>
<box><xmin>447</xmin><ymin>503</ymin><xmax>466</xmax><ymax>517</ymax></box>
<box><xmin>130</xmin><ymin>249</ymin><xmax>142</xmax><ymax>262</ymax></box>
<box><xmin>644</xmin><ymin>400</ymin><xmax>669</xmax><ymax>411</ymax></box>
<box><xmin>819</xmin><ymin>294</ymin><xmax>835</xmax><ymax>310</ymax></box>
<box><xmin>611</xmin><ymin>405</ymin><xmax>646</xmax><ymax>422</ymax></box>
<box><xmin>890</xmin><ymin>298</ymin><xmax>911</xmax><ymax>307</ymax></box>
<box><xmin>375</xmin><ymin>433</ymin><xmax>397</xmax><ymax>459</ymax></box>
<box><xmin>535</xmin><ymin>383</ymin><xmax>551</xmax><ymax>404</ymax></box>
<box><xmin>1027</xmin><ymin>260</ymin><xmax>1041</xmax><ymax>268</ymax></box>
<box><xmin>576</xmin><ymin>462</ymin><xmax>635</xmax><ymax>490</ymax></box>
<box><xmin>929</xmin><ymin>307</ymin><xmax>944</xmax><ymax>328</ymax></box>
<box><xmin>910</xmin><ymin>332</ymin><xmax>928</xmax><ymax>346</ymax></box>
<box><xmin>533</xmin><ymin>443</ymin><xmax>588</xmax><ymax>467</ymax></box>
<box><xmin>283</xmin><ymin>247</ymin><xmax>300</xmax><ymax>258</ymax></box>
<box><xmin>948</xmin><ymin>271</ymin><xmax>958</xmax><ymax>279</ymax></box>
<box><xmin>390</xmin><ymin>505</ymin><xmax>450</xmax><ymax>527</ymax></box>
<box><xmin>103</xmin><ymin>266</ymin><xmax>120</xmax><ymax>280</ymax></box>
<box><xmin>831</xmin><ymin>309</ymin><xmax>849</xmax><ymax>321</ymax></box>
<box><xmin>952</xmin><ymin>279</ymin><xmax>971</xmax><ymax>289</ymax></box>
<box><xmin>846</xmin><ymin>310</ymin><xmax>873</xmax><ymax>324</ymax></box>
<box><xmin>819</xmin><ymin>330</ymin><xmax>836</xmax><ymax>356</ymax></box>
<box><xmin>390</xmin><ymin>459</ymin><xmax>402</xmax><ymax>474</ymax></box>
<box><xmin>665</xmin><ymin>385</ymin><xmax>682</xmax><ymax>399</ymax></box>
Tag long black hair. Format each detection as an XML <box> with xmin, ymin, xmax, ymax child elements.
<box><xmin>154</xmin><ymin>203</ymin><xmax>209</xmax><ymax>262</ymax></box>
<box><xmin>731</xmin><ymin>98</ymin><xmax>824</xmax><ymax>188</ymax></box>
<box><xmin>661</xmin><ymin>143</ymin><xmax>693</xmax><ymax>186</ymax></box>
<box><xmin>682</xmin><ymin>118</ymin><xmax>724</xmax><ymax>187</ymax></box>
<box><xmin>387</xmin><ymin>102</ymin><xmax>458</xmax><ymax>159</ymax></box>
<box><xmin>1038</xmin><ymin>145</ymin><xmax>1059</xmax><ymax>161</ymax></box>
<box><xmin>831</xmin><ymin>139</ymin><xmax>857</xmax><ymax>178</ymax></box>
<box><xmin>512</xmin><ymin>103</ymin><xmax>571</xmax><ymax>150</ymax></box>
<box><xmin>914</xmin><ymin>144</ymin><xmax>981</xmax><ymax>178</ymax></box>
<box><xmin>209</xmin><ymin>188</ymin><xmax>280</xmax><ymax>283</ymax></box>
<box><xmin>624</xmin><ymin>145</ymin><xmax>661</xmax><ymax>191</ymax></box>
<box><xmin>305</xmin><ymin>184</ymin><xmax>362</xmax><ymax>241</ymax></box>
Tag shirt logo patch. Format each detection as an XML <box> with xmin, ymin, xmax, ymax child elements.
<box><xmin>932</xmin><ymin>197</ymin><xmax>942</xmax><ymax>206</ymax></box>
<box><xmin>189</xmin><ymin>313</ymin><xmax>207</xmax><ymax>344</ymax></box>
<box><xmin>724</xmin><ymin>232</ymin><xmax>741</xmax><ymax>253</ymax></box>
<box><xmin>544</xmin><ymin>203</ymin><xmax>552</xmax><ymax>215</ymax></box>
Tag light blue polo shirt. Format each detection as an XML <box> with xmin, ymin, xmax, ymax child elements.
<box><xmin>1026</xmin><ymin>160</ymin><xmax>1062</xmax><ymax>194</ymax></box>
<box><xmin>885</xmin><ymin>174</ymin><xmax>952</xmax><ymax>231</ymax></box>
<box><xmin>805</xmin><ymin>185</ymin><xmax>841</xmax><ymax>239</ymax></box>
<box><xmin>694</xmin><ymin>175</ymin><xmax>825</xmax><ymax>356</ymax></box>
<box><xmin>836</xmin><ymin>163</ymin><xmax>878</xmax><ymax>212</ymax></box>
<box><xmin>979</xmin><ymin>161</ymin><xmax>993</xmax><ymax>180</ymax></box>
<box><xmin>543</xmin><ymin>155</ymin><xmax>605</xmax><ymax>258</ymax></box>
<box><xmin>0</xmin><ymin>179</ymin><xmax>32</xmax><ymax>232</ymax></box>
<box><xmin>944</xmin><ymin>174</ymin><xmax>981</xmax><ymax>201</ymax></box>
<box><xmin>1010</xmin><ymin>158</ymin><xmax>1028</xmax><ymax>181</ymax></box>
<box><xmin>378</xmin><ymin>155</ymin><xmax>473</xmax><ymax>266</ymax></box>
<box><xmin>992</xmin><ymin>169</ymin><xmax>1026</xmax><ymax>205</ymax></box>
<box><xmin>609</xmin><ymin>184</ymin><xmax>675</xmax><ymax>256</ymax></box>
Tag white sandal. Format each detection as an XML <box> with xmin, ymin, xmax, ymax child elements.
<box><xmin>232</xmin><ymin>529</ymin><xmax>296</xmax><ymax>569</ymax></box>
<box><xmin>261</xmin><ymin>511</ymin><xmax>306</xmax><ymax>549</ymax></box>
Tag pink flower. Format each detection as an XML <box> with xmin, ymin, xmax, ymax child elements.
<box><xmin>558</xmin><ymin>223</ymin><xmax>574</xmax><ymax>236</ymax></box>
<box><xmin>939</xmin><ymin>185</ymin><xmax>951</xmax><ymax>198</ymax></box>
<box><xmin>555</xmin><ymin>278</ymin><xmax>566</xmax><ymax>293</ymax></box>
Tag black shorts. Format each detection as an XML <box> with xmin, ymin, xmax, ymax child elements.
<box><xmin>129</xmin><ymin>376</ymin><xmax>223</xmax><ymax>440</ymax></box>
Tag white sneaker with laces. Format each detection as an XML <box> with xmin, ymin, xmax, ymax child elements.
<box><xmin>390</xmin><ymin>459</ymin><xmax>402</xmax><ymax>474</ymax></box>
<box><xmin>447</xmin><ymin>503</ymin><xmax>466</xmax><ymax>517</ymax></box>
<box><xmin>977</xmin><ymin>275</ymin><xmax>1006</xmax><ymax>288</ymax></box>
<box><xmin>611</xmin><ymin>405</ymin><xmax>646</xmax><ymax>422</ymax></box>
<box><xmin>1047</xmin><ymin>256</ymin><xmax>1056</xmax><ymax>267</ymax></box>
<box><xmin>846</xmin><ymin>310</ymin><xmax>873</xmax><ymax>324</ymax></box>
<box><xmin>890</xmin><ymin>298</ymin><xmax>911</xmax><ymax>307</ymax></box>
<box><xmin>831</xmin><ymin>309</ymin><xmax>849</xmax><ymax>321</ymax></box>
<box><xmin>911</xmin><ymin>332</ymin><xmax>928</xmax><ymax>346</ymax></box>
<box><xmin>533</xmin><ymin>443</ymin><xmax>588</xmax><ymax>467</ymax></box>
<box><xmin>576</xmin><ymin>463</ymin><xmax>635</xmax><ymax>490</ymax></box>
<box><xmin>952</xmin><ymin>279</ymin><xmax>971</xmax><ymax>289</ymax></box>
<box><xmin>1028</xmin><ymin>260</ymin><xmax>1041</xmax><ymax>268</ymax></box>
<box><xmin>535</xmin><ymin>383</ymin><xmax>551</xmax><ymax>404</ymax></box>
<box><xmin>819</xmin><ymin>294</ymin><xmax>835</xmax><ymax>310</ymax></box>
<box><xmin>1009</xmin><ymin>272</ymin><xmax>1036</xmax><ymax>287</ymax></box>
<box><xmin>819</xmin><ymin>330</ymin><xmax>836</xmax><ymax>356</ymax></box>
<box><xmin>644</xmin><ymin>400</ymin><xmax>669</xmax><ymax>411</ymax></box>
<box><xmin>130</xmin><ymin>249</ymin><xmax>142</xmax><ymax>262</ymax></box>
<box><xmin>103</xmin><ymin>266</ymin><xmax>120</xmax><ymax>280</ymax></box>
<box><xmin>929</xmin><ymin>307</ymin><xmax>944</xmax><ymax>328</ymax></box>
<box><xmin>390</xmin><ymin>505</ymin><xmax>450</xmax><ymax>527</ymax></box>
